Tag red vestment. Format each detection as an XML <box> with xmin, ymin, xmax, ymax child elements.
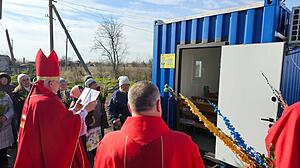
<box><xmin>94</xmin><ymin>116</ymin><xmax>205</xmax><ymax>168</ymax></box>
<box><xmin>265</xmin><ymin>102</ymin><xmax>300</xmax><ymax>168</ymax></box>
<box><xmin>14</xmin><ymin>81</ymin><xmax>90</xmax><ymax>168</ymax></box>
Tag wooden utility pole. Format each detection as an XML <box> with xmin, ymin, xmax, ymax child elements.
<box><xmin>5</xmin><ymin>29</ymin><xmax>15</xmax><ymax>65</ymax></box>
<box><xmin>65</xmin><ymin>36</ymin><xmax>68</xmax><ymax>69</ymax></box>
<box><xmin>0</xmin><ymin>0</ymin><xmax>3</xmax><ymax>20</ymax></box>
<box><xmin>5</xmin><ymin>29</ymin><xmax>16</xmax><ymax>73</ymax></box>
<box><xmin>65</xmin><ymin>26</ymin><xmax>70</xmax><ymax>70</ymax></box>
<box><xmin>49</xmin><ymin>0</ymin><xmax>54</xmax><ymax>52</ymax></box>
<box><xmin>52</xmin><ymin>5</ymin><xmax>91</xmax><ymax>75</ymax></box>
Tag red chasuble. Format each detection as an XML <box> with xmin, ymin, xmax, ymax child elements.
<box><xmin>14</xmin><ymin>80</ymin><xmax>90</xmax><ymax>168</ymax></box>
<box><xmin>265</xmin><ymin>102</ymin><xmax>300</xmax><ymax>168</ymax></box>
<box><xmin>94</xmin><ymin>116</ymin><xmax>205</xmax><ymax>168</ymax></box>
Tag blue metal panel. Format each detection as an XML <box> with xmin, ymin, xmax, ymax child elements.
<box><xmin>281</xmin><ymin>56</ymin><xmax>288</xmax><ymax>105</ymax></box>
<box><xmin>215</xmin><ymin>15</ymin><xmax>223</xmax><ymax>42</ymax></box>
<box><xmin>222</xmin><ymin>14</ymin><xmax>231</xmax><ymax>42</ymax></box>
<box><xmin>297</xmin><ymin>55</ymin><xmax>300</xmax><ymax>101</ymax></box>
<box><xmin>160</xmin><ymin>24</ymin><xmax>172</xmax><ymax>124</ymax></box>
<box><xmin>281</xmin><ymin>48</ymin><xmax>300</xmax><ymax>117</ymax></box>
<box><xmin>253</xmin><ymin>8</ymin><xmax>263</xmax><ymax>43</ymax></box>
<box><xmin>202</xmin><ymin>17</ymin><xmax>210</xmax><ymax>43</ymax></box>
<box><xmin>186</xmin><ymin>20</ymin><xmax>192</xmax><ymax>44</ymax></box>
<box><xmin>278</xmin><ymin>7</ymin><xmax>284</xmax><ymax>33</ymax></box>
<box><xmin>294</xmin><ymin>55</ymin><xmax>300</xmax><ymax>100</ymax></box>
<box><xmin>209</xmin><ymin>16</ymin><xmax>216</xmax><ymax>42</ymax></box>
<box><xmin>237</xmin><ymin>11</ymin><xmax>246</xmax><ymax>44</ymax></box>
<box><xmin>191</xmin><ymin>19</ymin><xmax>198</xmax><ymax>44</ymax></box>
<box><xmin>294</xmin><ymin>55</ymin><xmax>299</xmax><ymax>101</ymax></box>
<box><xmin>229</xmin><ymin>12</ymin><xmax>238</xmax><ymax>44</ymax></box>
<box><xmin>283</xmin><ymin>10</ymin><xmax>290</xmax><ymax>37</ymax></box>
<box><xmin>176</xmin><ymin>22</ymin><xmax>181</xmax><ymax>44</ymax></box>
<box><xmin>244</xmin><ymin>9</ymin><xmax>255</xmax><ymax>44</ymax></box>
<box><xmin>290</xmin><ymin>57</ymin><xmax>296</xmax><ymax>102</ymax></box>
<box><xmin>153</xmin><ymin>0</ymin><xmax>288</xmax><ymax>54</ymax></box>
<box><xmin>166</xmin><ymin>24</ymin><xmax>171</xmax><ymax>53</ymax></box>
<box><xmin>160</xmin><ymin>24</ymin><xmax>167</xmax><ymax>94</ymax></box>
<box><xmin>287</xmin><ymin>58</ymin><xmax>293</xmax><ymax>105</ymax></box>
<box><xmin>180</xmin><ymin>21</ymin><xmax>186</xmax><ymax>44</ymax></box>
<box><xmin>160</xmin><ymin>24</ymin><xmax>168</xmax><ymax>122</ymax></box>
<box><xmin>167</xmin><ymin>22</ymin><xmax>177</xmax><ymax>128</ymax></box>
<box><xmin>261</xmin><ymin>2</ymin><xmax>280</xmax><ymax>42</ymax></box>
<box><xmin>170</xmin><ymin>23</ymin><xmax>177</xmax><ymax>55</ymax></box>
<box><xmin>281</xmin><ymin>65</ymin><xmax>288</xmax><ymax>116</ymax></box>
<box><xmin>196</xmin><ymin>19</ymin><xmax>203</xmax><ymax>43</ymax></box>
<box><xmin>169</xmin><ymin>23</ymin><xmax>177</xmax><ymax>93</ymax></box>
<box><xmin>152</xmin><ymin>22</ymin><xmax>161</xmax><ymax>86</ymax></box>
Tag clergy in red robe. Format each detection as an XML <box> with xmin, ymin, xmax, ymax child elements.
<box><xmin>14</xmin><ymin>49</ymin><xmax>95</xmax><ymax>168</ymax></box>
<box><xmin>265</xmin><ymin>102</ymin><xmax>300</xmax><ymax>168</ymax></box>
<box><xmin>94</xmin><ymin>81</ymin><xmax>205</xmax><ymax>168</ymax></box>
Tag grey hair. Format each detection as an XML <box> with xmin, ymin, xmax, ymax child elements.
<box><xmin>128</xmin><ymin>81</ymin><xmax>160</xmax><ymax>113</ymax></box>
<box><xmin>43</xmin><ymin>80</ymin><xmax>51</xmax><ymax>87</ymax></box>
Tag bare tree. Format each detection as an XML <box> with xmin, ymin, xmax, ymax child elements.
<box><xmin>92</xmin><ymin>17</ymin><xmax>127</xmax><ymax>78</ymax></box>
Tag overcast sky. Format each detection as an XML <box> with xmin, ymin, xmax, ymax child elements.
<box><xmin>0</xmin><ymin>0</ymin><xmax>298</xmax><ymax>63</ymax></box>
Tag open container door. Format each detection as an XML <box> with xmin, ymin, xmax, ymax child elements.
<box><xmin>216</xmin><ymin>42</ymin><xmax>285</xmax><ymax>166</ymax></box>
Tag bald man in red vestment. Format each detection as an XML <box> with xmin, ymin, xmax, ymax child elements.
<box><xmin>94</xmin><ymin>81</ymin><xmax>205</xmax><ymax>168</ymax></box>
<box><xmin>265</xmin><ymin>102</ymin><xmax>300</xmax><ymax>168</ymax></box>
<box><xmin>14</xmin><ymin>49</ymin><xmax>96</xmax><ymax>168</ymax></box>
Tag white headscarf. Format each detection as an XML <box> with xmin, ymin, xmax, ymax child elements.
<box><xmin>118</xmin><ymin>76</ymin><xmax>130</xmax><ymax>87</ymax></box>
<box><xmin>17</xmin><ymin>74</ymin><xmax>29</xmax><ymax>84</ymax></box>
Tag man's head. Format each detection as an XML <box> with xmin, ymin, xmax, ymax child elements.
<box><xmin>18</xmin><ymin>74</ymin><xmax>31</xmax><ymax>88</ymax></box>
<box><xmin>70</xmin><ymin>85</ymin><xmax>84</xmax><ymax>99</ymax></box>
<box><xmin>128</xmin><ymin>81</ymin><xmax>161</xmax><ymax>117</ymax></box>
<box><xmin>43</xmin><ymin>79</ymin><xmax>60</xmax><ymax>94</ymax></box>
<box><xmin>85</xmin><ymin>78</ymin><xmax>98</xmax><ymax>90</ymax></box>
<box><xmin>59</xmin><ymin>78</ymin><xmax>67</xmax><ymax>91</ymax></box>
<box><xmin>35</xmin><ymin>49</ymin><xmax>60</xmax><ymax>94</ymax></box>
<box><xmin>118</xmin><ymin>76</ymin><xmax>130</xmax><ymax>93</ymax></box>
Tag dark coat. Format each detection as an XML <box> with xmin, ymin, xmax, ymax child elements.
<box><xmin>12</xmin><ymin>85</ymin><xmax>32</xmax><ymax>129</ymax></box>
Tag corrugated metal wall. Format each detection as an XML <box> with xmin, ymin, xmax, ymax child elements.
<box><xmin>281</xmin><ymin>48</ymin><xmax>300</xmax><ymax>116</ymax></box>
<box><xmin>152</xmin><ymin>0</ymin><xmax>291</xmax><ymax>127</ymax></box>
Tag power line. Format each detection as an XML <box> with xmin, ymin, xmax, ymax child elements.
<box><xmin>56</xmin><ymin>2</ymin><xmax>153</xmax><ymax>33</ymax></box>
<box><xmin>57</xmin><ymin>1</ymin><xmax>153</xmax><ymax>33</ymax></box>
<box><xmin>57</xmin><ymin>0</ymin><xmax>154</xmax><ymax>21</ymax></box>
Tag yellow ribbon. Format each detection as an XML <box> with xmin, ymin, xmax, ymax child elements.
<box><xmin>180</xmin><ymin>94</ymin><xmax>257</xmax><ymax>167</ymax></box>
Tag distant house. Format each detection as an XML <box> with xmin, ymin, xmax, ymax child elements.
<box><xmin>0</xmin><ymin>55</ymin><xmax>11</xmax><ymax>72</ymax></box>
<box><xmin>73</xmin><ymin>60</ymin><xmax>81</xmax><ymax>66</ymax></box>
<box><xmin>87</xmin><ymin>62</ymin><xmax>96</xmax><ymax>67</ymax></box>
<box><xmin>17</xmin><ymin>62</ymin><xmax>35</xmax><ymax>74</ymax></box>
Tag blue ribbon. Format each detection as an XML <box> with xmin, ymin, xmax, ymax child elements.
<box><xmin>209</xmin><ymin>102</ymin><xmax>266</xmax><ymax>167</ymax></box>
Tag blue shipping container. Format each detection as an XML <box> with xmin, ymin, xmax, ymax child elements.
<box><xmin>152</xmin><ymin>0</ymin><xmax>300</xmax><ymax>128</ymax></box>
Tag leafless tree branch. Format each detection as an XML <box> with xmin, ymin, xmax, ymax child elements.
<box><xmin>92</xmin><ymin>17</ymin><xmax>127</xmax><ymax>78</ymax></box>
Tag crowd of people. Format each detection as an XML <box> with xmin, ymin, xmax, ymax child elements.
<box><xmin>0</xmin><ymin>48</ymin><xmax>298</xmax><ymax>168</ymax></box>
<box><xmin>0</xmin><ymin>72</ymin><xmax>31</xmax><ymax>167</ymax></box>
<box><xmin>0</xmin><ymin>49</ymin><xmax>205</xmax><ymax>168</ymax></box>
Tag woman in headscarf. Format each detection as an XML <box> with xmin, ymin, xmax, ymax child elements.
<box><xmin>0</xmin><ymin>73</ymin><xmax>15</xmax><ymax>99</ymax></box>
<box><xmin>13</xmin><ymin>74</ymin><xmax>32</xmax><ymax>132</ymax></box>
